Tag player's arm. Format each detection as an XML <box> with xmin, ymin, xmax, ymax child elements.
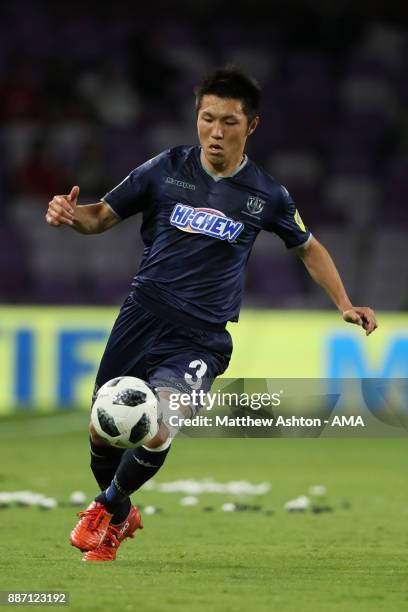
<box><xmin>296</xmin><ymin>236</ymin><xmax>378</xmax><ymax>336</ymax></box>
<box><xmin>46</xmin><ymin>186</ymin><xmax>119</xmax><ymax>234</ymax></box>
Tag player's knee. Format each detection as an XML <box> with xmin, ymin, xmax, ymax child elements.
<box><xmin>144</xmin><ymin>422</ymin><xmax>169</xmax><ymax>449</ymax></box>
<box><xmin>89</xmin><ymin>421</ymin><xmax>111</xmax><ymax>446</ymax></box>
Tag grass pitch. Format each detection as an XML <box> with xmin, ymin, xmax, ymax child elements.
<box><xmin>0</xmin><ymin>412</ymin><xmax>407</xmax><ymax>612</ymax></box>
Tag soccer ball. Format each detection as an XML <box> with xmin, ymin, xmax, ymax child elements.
<box><xmin>91</xmin><ymin>377</ymin><xmax>159</xmax><ymax>448</ymax></box>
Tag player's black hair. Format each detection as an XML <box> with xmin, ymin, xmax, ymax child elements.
<box><xmin>194</xmin><ymin>66</ymin><xmax>261</xmax><ymax>122</ymax></box>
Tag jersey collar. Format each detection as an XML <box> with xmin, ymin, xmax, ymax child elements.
<box><xmin>199</xmin><ymin>147</ymin><xmax>248</xmax><ymax>182</ymax></box>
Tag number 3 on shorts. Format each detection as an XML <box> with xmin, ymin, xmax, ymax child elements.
<box><xmin>184</xmin><ymin>359</ymin><xmax>208</xmax><ymax>390</ymax></box>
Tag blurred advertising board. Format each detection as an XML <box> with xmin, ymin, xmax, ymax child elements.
<box><xmin>0</xmin><ymin>308</ymin><xmax>407</xmax><ymax>413</ymax></box>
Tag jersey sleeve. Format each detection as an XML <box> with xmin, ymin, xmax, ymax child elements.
<box><xmin>267</xmin><ymin>185</ymin><xmax>311</xmax><ymax>248</ymax></box>
<box><xmin>102</xmin><ymin>150</ymin><xmax>168</xmax><ymax>220</ymax></box>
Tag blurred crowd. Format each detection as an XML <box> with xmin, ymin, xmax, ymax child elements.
<box><xmin>1</xmin><ymin>1</ymin><xmax>407</xmax><ymax>309</ymax></box>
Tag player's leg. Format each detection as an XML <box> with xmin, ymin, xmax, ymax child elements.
<box><xmin>70</xmin><ymin>294</ymin><xmax>166</xmax><ymax>554</ymax></box>
<box><xmin>89</xmin><ymin>387</ymin><xmax>126</xmax><ymax>491</ymax></box>
<box><xmin>91</xmin><ymin>323</ymin><xmax>232</xmax><ymax>530</ymax></box>
<box><xmin>80</xmin><ymin>313</ymin><xmax>232</xmax><ymax>561</ymax></box>
<box><xmin>81</xmin><ymin>393</ymin><xmax>177</xmax><ymax>561</ymax></box>
<box><xmin>88</xmin><ymin>294</ymin><xmax>164</xmax><ymax>491</ymax></box>
<box><xmin>94</xmin><ymin>390</ymin><xmax>187</xmax><ymax>521</ymax></box>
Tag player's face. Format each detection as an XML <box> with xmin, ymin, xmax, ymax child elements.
<box><xmin>197</xmin><ymin>95</ymin><xmax>259</xmax><ymax>174</ymax></box>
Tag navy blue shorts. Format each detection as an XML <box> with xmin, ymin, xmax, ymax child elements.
<box><xmin>94</xmin><ymin>292</ymin><xmax>232</xmax><ymax>405</ymax></box>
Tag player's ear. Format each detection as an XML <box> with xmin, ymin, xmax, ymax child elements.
<box><xmin>247</xmin><ymin>116</ymin><xmax>260</xmax><ymax>136</ymax></box>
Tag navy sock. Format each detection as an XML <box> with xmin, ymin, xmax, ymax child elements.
<box><xmin>95</xmin><ymin>490</ymin><xmax>131</xmax><ymax>525</ymax></box>
<box><xmin>90</xmin><ymin>439</ymin><xmax>125</xmax><ymax>491</ymax></box>
<box><xmin>95</xmin><ymin>445</ymin><xmax>171</xmax><ymax>523</ymax></box>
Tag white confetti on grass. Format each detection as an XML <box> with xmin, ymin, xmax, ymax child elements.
<box><xmin>142</xmin><ymin>479</ymin><xmax>270</xmax><ymax>495</ymax></box>
<box><xmin>308</xmin><ymin>485</ymin><xmax>327</xmax><ymax>497</ymax></box>
<box><xmin>0</xmin><ymin>491</ymin><xmax>58</xmax><ymax>508</ymax></box>
<box><xmin>69</xmin><ymin>490</ymin><xmax>87</xmax><ymax>505</ymax></box>
<box><xmin>284</xmin><ymin>495</ymin><xmax>310</xmax><ymax>512</ymax></box>
<box><xmin>179</xmin><ymin>496</ymin><xmax>199</xmax><ymax>506</ymax></box>
<box><xmin>221</xmin><ymin>502</ymin><xmax>236</xmax><ymax>512</ymax></box>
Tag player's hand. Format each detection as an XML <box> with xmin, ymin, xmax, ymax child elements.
<box><xmin>342</xmin><ymin>307</ymin><xmax>378</xmax><ymax>336</ymax></box>
<box><xmin>46</xmin><ymin>186</ymin><xmax>80</xmax><ymax>227</ymax></box>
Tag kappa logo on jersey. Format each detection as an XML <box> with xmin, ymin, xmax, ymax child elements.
<box><xmin>165</xmin><ymin>177</ymin><xmax>196</xmax><ymax>191</ymax></box>
<box><xmin>170</xmin><ymin>204</ymin><xmax>244</xmax><ymax>242</ymax></box>
<box><xmin>246</xmin><ymin>195</ymin><xmax>265</xmax><ymax>215</ymax></box>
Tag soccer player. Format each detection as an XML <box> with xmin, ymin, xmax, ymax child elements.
<box><xmin>46</xmin><ymin>67</ymin><xmax>377</xmax><ymax>561</ymax></box>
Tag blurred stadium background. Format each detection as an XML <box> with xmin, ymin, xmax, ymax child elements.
<box><xmin>0</xmin><ymin>0</ymin><xmax>407</xmax><ymax>412</ymax></box>
<box><xmin>1</xmin><ymin>5</ymin><xmax>407</xmax><ymax>611</ymax></box>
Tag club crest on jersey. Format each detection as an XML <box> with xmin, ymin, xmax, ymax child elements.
<box><xmin>170</xmin><ymin>204</ymin><xmax>244</xmax><ymax>242</ymax></box>
<box><xmin>246</xmin><ymin>195</ymin><xmax>265</xmax><ymax>215</ymax></box>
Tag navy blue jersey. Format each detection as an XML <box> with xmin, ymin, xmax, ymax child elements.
<box><xmin>102</xmin><ymin>146</ymin><xmax>311</xmax><ymax>325</ymax></box>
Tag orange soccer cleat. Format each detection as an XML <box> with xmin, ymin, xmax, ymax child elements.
<box><xmin>82</xmin><ymin>505</ymin><xmax>143</xmax><ymax>562</ymax></box>
<box><xmin>70</xmin><ymin>501</ymin><xmax>113</xmax><ymax>551</ymax></box>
